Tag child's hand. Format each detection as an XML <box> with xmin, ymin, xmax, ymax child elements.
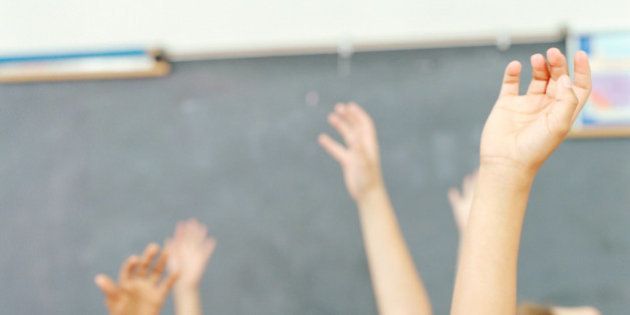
<box><xmin>448</xmin><ymin>172</ymin><xmax>477</xmax><ymax>234</ymax></box>
<box><xmin>166</xmin><ymin>219</ymin><xmax>216</xmax><ymax>291</ymax></box>
<box><xmin>95</xmin><ymin>243</ymin><xmax>178</xmax><ymax>315</ymax></box>
<box><xmin>480</xmin><ymin>48</ymin><xmax>591</xmax><ymax>173</ymax></box>
<box><xmin>318</xmin><ymin>103</ymin><xmax>384</xmax><ymax>201</ymax></box>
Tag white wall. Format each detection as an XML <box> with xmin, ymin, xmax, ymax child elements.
<box><xmin>1</xmin><ymin>0</ymin><xmax>629</xmax><ymax>58</ymax></box>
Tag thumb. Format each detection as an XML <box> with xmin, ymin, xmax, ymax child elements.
<box><xmin>549</xmin><ymin>75</ymin><xmax>579</xmax><ymax>135</ymax></box>
<box><xmin>94</xmin><ymin>274</ymin><xmax>119</xmax><ymax>299</ymax></box>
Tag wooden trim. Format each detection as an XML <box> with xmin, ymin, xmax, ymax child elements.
<box><xmin>569</xmin><ymin>127</ymin><xmax>630</xmax><ymax>138</ymax></box>
<box><xmin>169</xmin><ymin>31</ymin><xmax>566</xmax><ymax>61</ymax></box>
<box><xmin>0</xmin><ymin>51</ymin><xmax>170</xmax><ymax>83</ymax></box>
<box><xmin>0</xmin><ymin>61</ymin><xmax>170</xmax><ymax>84</ymax></box>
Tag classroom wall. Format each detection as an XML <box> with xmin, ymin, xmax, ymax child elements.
<box><xmin>1</xmin><ymin>0</ymin><xmax>630</xmax><ymax>57</ymax></box>
<box><xmin>2</xmin><ymin>42</ymin><xmax>629</xmax><ymax>314</ymax></box>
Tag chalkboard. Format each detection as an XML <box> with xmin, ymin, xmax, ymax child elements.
<box><xmin>1</xmin><ymin>41</ymin><xmax>628</xmax><ymax>314</ymax></box>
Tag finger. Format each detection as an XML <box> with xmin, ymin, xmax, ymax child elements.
<box><xmin>526</xmin><ymin>54</ymin><xmax>550</xmax><ymax>95</ymax></box>
<box><xmin>545</xmin><ymin>48</ymin><xmax>569</xmax><ymax>99</ymax></box>
<box><xmin>181</xmin><ymin>220</ymin><xmax>192</xmax><ymax>239</ymax></box>
<box><xmin>151</xmin><ymin>249</ymin><xmax>169</xmax><ymax>284</ymax></box>
<box><xmin>335</xmin><ymin>103</ymin><xmax>359</xmax><ymax>127</ymax></box>
<box><xmin>448</xmin><ymin>188</ymin><xmax>461</xmax><ymax>208</ymax></box>
<box><xmin>95</xmin><ymin>274</ymin><xmax>119</xmax><ymax>299</ymax></box>
<box><xmin>346</xmin><ymin>103</ymin><xmax>380</xmax><ymax>157</ymax></box>
<box><xmin>499</xmin><ymin>61</ymin><xmax>522</xmax><ymax>96</ymax></box>
<box><xmin>573</xmin><ymin>50</ymin><xmax>592</xmax><ymax>104</ymax></box>
<box><xmin>193</xmin><ymin>221</ymin><xmax>208</xmax><ymax>242</ymax></box>
<box><xmin>328</xmin><ymin>113</ymin><xmax>354</xmax><ymax>145</ymax></box>
<box><xmin>345</xmin><ymin>103</ymin><xmax>363</xmax><ymax>127</ymax></box>
<box><xmin>549</xmin><ymin>75</ymin><xmax>579</xmax><ymax>135</ymax></box>
<box><xmin>138</xmin><ymin>243</ymin><xmax>160</xmax><ymax>277</ymax></box>
<box><xmin>183</xmin><ymin>219</ymin><xmax>195</xmax><ymax>239</ymax></box>
<box><xmin>463</xmin><ymin>174</ymin><xmax>475</xmax><ymax>194</ymax></box>
<box><xmin>164</xmin><ymin>238</ymin><xmax>178</xmax><ymax>271</ymax></box>
<box><xmin>318</xmin><ymin>133</ymin><xmax>349</xmax><ymax>165</ymax></box>
<box><xmin>347</xmin><ymin>102</ymin><xmax>375</xmax><ymax>132</ymax></box>
<box><xmin>448</xmin><ymin>188</ymin><xmax>465</xmax><ymax>232</ymax></box>
<box><xmin>175</xmin><ymin>221</ymin><xmax>185</xmax><ymax>241</ymax></box>
<box><xmin>119</xmin><ymin>255</ymin><xmax>139</xmax><ymax>283</ymax></box>
<box><xmin>159</xmin><ymin>272</ymin><xmax>180</xmax><ymax>296</ymax></box>
<box><xmin>547</xmin><ymin>48</ymin><xmax>569</xmax><ymax>80</ymax></box>
<box><xmin>188</xmin><ymin>218</ymin><xmax>201</xmax><ymax>229</ymax></box>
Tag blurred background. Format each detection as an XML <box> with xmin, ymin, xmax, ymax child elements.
<box><xmin>2</xmin><ymin>0</ymin><xmax>630</xmax><ymax>56</ymax></box>
<box><xmin>1</xmin><ymin>0</ymin><xmax>630</xmax><ymax>314</ymax></box>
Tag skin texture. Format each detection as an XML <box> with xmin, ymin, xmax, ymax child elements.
<box><xmin>95</xmin><ymin>243</ymin><xmax>179</xmax><ymax>315</ymax></box>
<box><xmin>166</xmin><ymin>219</ymin><xmax>217</xmax><ymax>315</ymax></box>
<box><xmin>319</xmin><ymin>102</ymin><xmax>432</xmax><ymax>315</ymax></box>
<box><xmin>450</xmin><ymin>48</ymin><xmax>592</xmax><ymax>315</ymax></box>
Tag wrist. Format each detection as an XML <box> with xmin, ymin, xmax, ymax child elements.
<box><xmin>355</xmin><ymin>182</ymin><xmax>387</xmax><ymax>209</ymax></box>
<box><xmin>174</xmin><ymin>283</ymin><xmax>199</xmax><ymax>295</ymax></box>
<box><xmin>477</xmin><ymin>161</ymin><xmax>535</xmax><ymax>192</ymax></box>
<box><xmin>130</xmin><ymin>305</ymin><xmax>162</xmax><ymax>315</ymax></box>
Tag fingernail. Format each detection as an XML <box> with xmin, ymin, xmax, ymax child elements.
<box><xmin>559</xmin><ymin>75</ymin><xmax>571</xmax><ymax>88</ymax></box>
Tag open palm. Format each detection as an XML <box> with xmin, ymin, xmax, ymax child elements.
<box><xmin>318</xmin><ymin>103</ymin><xmax>383</xmax><ymax>201</ymax></box>
<box><xmin>481</xmin><ymin>48</ymin><xmax>591</xmax><ymax>171</ymax></box>
<box><xmin>166</xmin><ymin>219</ymin><xmax>216</xmax><ymax>289</ymax></box>
<box><xmin>95</xmin><ymin>243</ymin><xmax>178</xmax><ymax>315</ymax></box>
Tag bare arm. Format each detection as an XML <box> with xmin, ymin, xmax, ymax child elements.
<box><xmin>356</xmin><ymin>184</ymin><xmax>432</xmax><ymax>315</ymax></box>
<box><xmin>166</xmin><ymin>219</ymin><xmax>217</xmax><ymax>315</ymax></box>
<box><xmin>319</xmin><ymin>102</ymin><xmax>432</xmax><ymax>315</ymax></box>
<box><xmin>451</xmin><ymin>48</ymin><xmax>592</xmax><ymax>315</ymax></box>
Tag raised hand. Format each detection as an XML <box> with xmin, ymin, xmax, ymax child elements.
<box><xmin>451</xmin><ymin>50</ymin><xmax>593</xmax><ymax>315</ymax></box>
<box><xmin>319</xmin><ymin>102</ymin><xmax>433</xmax><ymax>315</ymax></box>
<box><xmin>448</xmin><ymin>172</ymin><xmax>477</xmax><ymax>234</ymax></box>
<box><xmin>480</xmin><ymin>48</ymin><xmax>591</xmax><ymax>172</ymax></box>
<box><xmin>318</xmin><ymin>102</ymin><xmax>383</xmax><ymax>201</ymax></box>
<box><xmin>166</xmin><ymin>219</ymin><xmax>216</xmax><ymax>290</ymax></box>
<box><xmin>95</xmin><ymin>243</ymin><xmax>178</xmax><ymax>315</ymax></box>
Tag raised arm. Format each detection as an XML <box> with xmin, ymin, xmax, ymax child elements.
<box><xmin>448</xmin><ymin>172</ymin><xmax>477</xmax><ymax>238</ymax></box>
<box><xmin>95</xmin><ymin>243</ymin><xmax>179</xmax><ymax>315</ymax></box>
<box><xmin>166</xmin><ymin>219</ymin><xmax>217</xmax><ymax>315</ymax></box>
<box><xmin>448</xmin><ymin>171</ymin><xmax>477</xmax><ymax>261</ymax></box>
<box><xmin>451</xmin><ymin>48</ymin><xmax>592</xmax><ymax>315</ymax></box>
<box><xmin>319</xmin><ymin>102</ymin><xmax>432</xmax><ymax>315</ymax></box>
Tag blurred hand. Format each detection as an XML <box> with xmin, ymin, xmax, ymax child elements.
<box><xmin>166</xmin><ymin>219</ymin><xmax>216</xmax><ymax>290</ymax></box>
<box><xmin>318</xmin><ymin>102</ymin><xmax>384</xmax><ymax>201</ymax></box>
<box><xmin>480</xmin><ymin>48</ymin><xmax>591</xmax><ymax>173</ymax></box>
<box><xmin>448</xmin><ymin>172</ymin><xmax>477</xmax><ymax>234</ymax></box>
<box><xmin>95</xmin><ymin>243</ymin><xmax>178</xmax><ymax>315</ymax></box>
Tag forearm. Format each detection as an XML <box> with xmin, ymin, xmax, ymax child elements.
<box><xmin>357</xmin><ymin>185</ymin><xmax>432</xmax><ymax>315</ymax></box>
<box><xmin>451</xmin><ymin>165</ymin><xmax>534</xmax><ymax>315</ymax></box>
<box><xmin>174</xmin><ymin>286</ymin><xmax>203</xmax><ymax>315</ymax></box>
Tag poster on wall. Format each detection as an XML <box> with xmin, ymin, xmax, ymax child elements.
<box><xmin>568</xmin><ymin>32</ymin><xmax>630</xmax><ymax>138</ymax></box>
